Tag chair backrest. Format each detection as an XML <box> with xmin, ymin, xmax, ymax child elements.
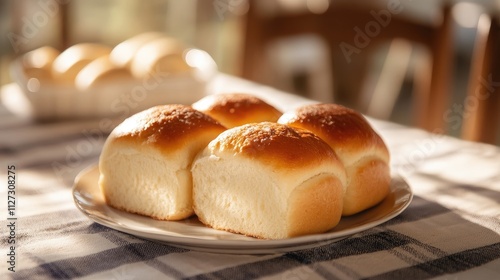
<box><xmin>242</xmin><ymin>2</ymin><xmax>454</xmax><ymax>133</ymax></box>
<box><xmin>461</xmin><ymin>14</ymin><xmax>500</xmax><ymax>144</ymax></box>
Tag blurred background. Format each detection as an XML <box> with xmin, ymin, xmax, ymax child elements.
<box><xmin>1</xmin><ymin>0</ymin><xmax>499</xmax><ymax>145</ymax></box>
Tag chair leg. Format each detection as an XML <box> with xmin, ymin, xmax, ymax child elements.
<box><xmin>413</xmin><ymin>5</ymin><xmax>453</xmax><ymax>133</ymax></box>
<box><xmin>462</xmin><ymin>15</ymin><xmax>500</xmax><ymax>144</ymax></box>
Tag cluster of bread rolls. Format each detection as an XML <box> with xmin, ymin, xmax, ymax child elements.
<box><xmin>20</xmin><ymin>32</ymin><xmax>191</xmax><ymax>91</ymax></box>
<box><xmin>99</xmin><ymin>93</ymin><xmax>390</xmax><ymax>239</ymax></box>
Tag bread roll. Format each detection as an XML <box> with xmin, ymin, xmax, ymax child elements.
<box><xmin>22</xmin><ymin>46</ymin><xmax>60</xmax><ymax>82</ymax></box>
<box><xmin>130</xmin><ymin>37</ymin><xmax>191</xmax><ymax>78</ymax></box>
<box><xmin>52</xmin><ymin>43</ymin><xmax>112</xmax><ymax>83</ymax></box>
<box><xmin>99</xmin><ymin>105</ymin><xmax>226</xmax><ymax>220</ymax></box>
<box><xmin>192</xmin><ymin>93</ymin><xmax>282</xmax><ymax>128</ymax></box>
<box><xmin>110</xmin><ymin>32</ymin><xmax>166</xmax><ymax>68</ymax></box>
<box><xmin>278</xmin><ymin>104</ymin><xmax>390</xmax><ymax>216</ymax></box>
<box><xmin>75</xmin><ymin>55</ymin><xmax>133</xmax><ymax>90</ymax></box>
<box><xmin>192</xmin><ymin>122</ymin><xmax>346</xmax><ymax>239</ymax></box>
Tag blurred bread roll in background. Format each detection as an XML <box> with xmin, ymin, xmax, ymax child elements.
<box><xmin>192</xmin><ymin>93</ymin><xmax>282</xmax><ymax>128</ymax></box>
<box><xmin>279</xmin><ymin>104</ymin><xmax>391</xmax><ymax>216</ymax></box>
<box><xmin>99</xmin><ymin>104</ymin><xmax>226</xmax><ymax>221</ymax></box>
<box><xmin>52</xmin><ymin>43</ymin><xmax>112</xmax><ymax>83</ymax></box>
<box><xmin>192</xmin><ymin>122</ymin><xmax>346</xmax><ymax>239</ymax></box>
<box><xmin>110</xmin><ymin>32</ymin><xmax>166</xmax><ymax>68</ymax></box>
<box><xmin>21</xmin><ymin>46</ymin><xmax>60</xmax><ymax>82</ymax></box>
<box><xmin>75</xmin><ymin>55</ymin><xmax>134</xmax><ymax>90</ymax></box>
<box><xmin>130</xmin><ymin>37</ymin><xmax>191</xmax><ymax>78</ymax></box>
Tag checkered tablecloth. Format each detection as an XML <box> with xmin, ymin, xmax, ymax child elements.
<box><xmin>1</xmin><ymin>74</ymin><xmax>499</xmax><ymax>279</ymax></box>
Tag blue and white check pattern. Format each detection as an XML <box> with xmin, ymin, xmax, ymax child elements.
<box><xmin>1</xmin><ymin>75</ymin><xmax>499</xmax><ymax>279</ymax></box>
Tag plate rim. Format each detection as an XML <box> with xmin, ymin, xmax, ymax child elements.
<box><xmin>73</xmin><ymin>164</ymin><xmax>413</xmax><ymax>253</ymax></box>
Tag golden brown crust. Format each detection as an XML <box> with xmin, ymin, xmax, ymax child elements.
<box><xmin>211</xmin><ymin>122</ymin><xmax>339</xmax><ymax>170</ymax></box>
<box><xmin>343</xmin><ymin>158</ymin><xmax>391</xmax><ymax>215</ymax></box>
<box><xmin>110</xmin><ymin>32</ymin><xmax>166</xmax><ymax>68</ymax></box>
<box><xmin>287</xmin><ymin>175</ymin><xmax>344</xmax><ymax>237</ymax></box>
<box><xmin>192</xmin><ymin>93</ymin><xmax>282</xmax><ymax>128</ymax></box>
<box><xmin>22</xmin><ymin>46</ymin><xmax>60</xmax><ymax>80</ymax></box>
<box><xmin>51</xmin><ymin>43</ymin><xmax>112</xmax><ymax>82</ymax></box>
<box><xmin>279</xmin><ymin>103</ymin><xmax>391</xmax><ymax>216</ymax></box>
<box><xmin>279</xmin><ymin>103</ymin><xmax>389</xmax><ymax>161</ymax></box>
<box><xmin>76</xmin><ymin>56</ymin><xmax>133</xmax><ymax>89</ymax></box>
<box><xmin>130</xmin><ymin>37</ymin><xmax>189</xmax><ymax>78</ymax></box>
<box><xmin>112</xmin><ymin>105</ymin><xmax>226</xmax><ymax>153</ymax></box>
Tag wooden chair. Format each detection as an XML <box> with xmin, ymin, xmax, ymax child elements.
<box><xmin>242</xmin><ymin>1</ymin><xmax>454</xmax><ymax>133</ymax></box>
<box><xmin>461</xmin><ymin>14</ymin><xmax>500</xmax><ymax>144</ymax></box>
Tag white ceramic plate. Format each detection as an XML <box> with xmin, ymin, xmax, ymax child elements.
<box><xmin>73</xmin><ymin>165</ymin><xmax>413</xmax><ymax>254</ymax></box>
